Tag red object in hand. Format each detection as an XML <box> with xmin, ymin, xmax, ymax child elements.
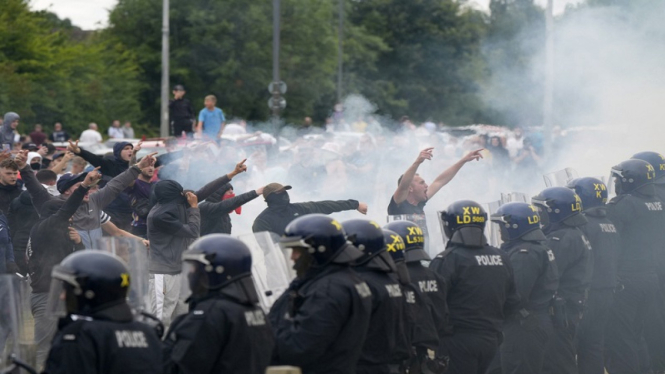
<box><xmin>222</xmin><ymin>192</ymin><xmax>241</xmax><ymax>214</ymax></box>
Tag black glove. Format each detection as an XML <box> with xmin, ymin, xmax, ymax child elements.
<box><xmin>6</xmin><ymin>261</ymin><xmax>18</xmax><ymax>274</ymax></box>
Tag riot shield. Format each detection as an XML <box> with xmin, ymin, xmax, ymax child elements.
<box><xmin>238</xmin><ymin>232</ymin><xmax>293</xmax><ymax>312</ymax></box>
<box><xmin>387</xmin><ymin>214</ymin><xmax>437</xmax><ymax>259</ymax></box>
<box><xmin>485</xmin><ymin>201</ymin><xmax>503</xmax><ymax>248</ymax></box>
<box><xmin>0</xmin><ymin>274</ymin><xmax>35</xmax><ymax>373</ymax></box>
<box><xmin>500</xmin><ymin>192</ymin><xmax>529</xmax><ymax>204</ymax></box>
<box><xmin>96</xmin><ymin>238</ymin><xmax>150</xmax><ymax>313</ymax></box>
<box><xmin>543</xmin><ymin>168</ymin><xmax>579</xmax><ymax>187</ymax></box>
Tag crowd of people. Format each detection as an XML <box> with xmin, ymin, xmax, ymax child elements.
<box><xmin>0</xmin><ymin>101</ymin><xmax>663</xmax><ymax>374</ymax></box>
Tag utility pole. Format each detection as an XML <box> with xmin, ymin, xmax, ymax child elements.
<box><xmin>270</xmin><ymin>0</ymin><xmax>283</xmax><ymax>132</ymax></box>
<box><xmin>337</xmin><ymin>0</ymin><xmax>344</xmax><ymax>103</ymax></box>
<box><xmin>160</xmin><ymin>0</ymin><xmax>170</xmax><ymax>138</ymax></box>
<box><xmin>543</xmin><ymin>0</ymin><xmax>554</xmax><ymax>158</ymax></box>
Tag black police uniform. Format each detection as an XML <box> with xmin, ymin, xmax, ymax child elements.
<box><xmin>269</xmin><ymin>264</ymin><xmax>372</xmax><ymax>374</ymax></box>
<box><xmin>575</xmin><ymin>207</ymin><xmax>620</xmax><ymax>374</ymax></box>
<box><xmin>541</xmin><ymin>222</ymin><xmax>592</xmax><ymax>374</ymax></box>
<box><xmin>44</xmin><ymin>303</ymin><xmax>162</xmax><ymax>374</ymax></box>
<box><xmin>406</xmin><ymin>263</ymin><xmax>449</xmax><ymax>344</ymax></box>
<box><xmin>499</xmin><ymin>239</ymin><xmax>559</xmax><ymax>374</ymax></box>
<box><xmin>430</xmin><ymin>232</ymin><xmax>521</xmax><ymax>374</ymax></box>
<box><xmin>355</xmin><ymin>264</ymin><xmax>410</xmax><ymax>374</ymax></box>
<box><xmin>163</xmin><ymin>294</ymin><xmax>274</xmax><ymax>374</ymax></box>
<box><xmin>605</xmin><ymin>188</ymin><xmax>665</xmax><ymax>373</ymax></box>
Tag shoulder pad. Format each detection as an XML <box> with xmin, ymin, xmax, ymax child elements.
<box><xmin>608</xmin><ymin>195</ymin><xmax>627</xmax><ymax>205</ymax></box>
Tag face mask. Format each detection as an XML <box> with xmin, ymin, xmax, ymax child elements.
<box><xmin>293</xmin><ymin>251</ymin><xmax>314</xmax><ymax>277</ymax></box>
<box><xmin>30</xmin><ymin>162</ymin><xmax>41</xmax><ymax>171</ymax></box>
<box><xmin>267</xmin><ymin>191</ymin><xmax>290</xmax><ymax>206</ymax></box>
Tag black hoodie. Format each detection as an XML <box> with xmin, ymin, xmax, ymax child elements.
<box><xmin>8</xmin><ymin>191</ymin><xmax>38</xmax><ymax>273</ymax></box>
<box><xmin>0</xmin><ymin>179</ymin><xmax>23</xmax><ymax>214</ymax></box>
<box><xmin>199</xmin><ymin>184</ymin><xmax>258</xmax><ymax>235</ymax></box>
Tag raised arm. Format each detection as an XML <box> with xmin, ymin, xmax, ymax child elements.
<box><xmin>426</xmin><ymin>149</ymin><xmax>483</xmax><ymax>199</ymax></box>
<box><xmin>154</xmin><ymin>192</ymin><xmax>200</xmax><ymax>238</ymax></box>
<box><xmin>15</xmin><ymin>150</ymin><xmax>52</xmax><ymax>211</ymax></box>
<box><xmin>295</xmin><ymin>199</ymin><xmax>366</xmax><ymax>216</ymax></box>
<box><xmin>201</xmin><ymin>189</ymin><xmax>260</xmax><ymax>216</ymax></box>
<box><xmin>90</xmin><ymin>153</ymin><xmax>156</xmax><ymax>209</ymax></box>
<box><xmin>50</xmin><ymin>151</ymin><xmax>74</xmax><ymax>175</ymax></box>
<box><xmin>68</xmin><ymin>140</ymin><xmax>118</xmax><ymax>175</ymax></box>
<box><xmin>195</xmin><ymin>159</ymin><xmax>247</xmax><ymax>201</ymax></box>
<box><xmin>393</xmin><ymin>148</ymin><xmax>433</xmax><ymax>204</ymax></box>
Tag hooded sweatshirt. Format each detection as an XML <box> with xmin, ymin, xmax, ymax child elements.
<box><xmin>147</xmin><ymin>174</ymin><xmax>232</xmax><ymax>274</ymax></box>
<box><xmin>1</xmin><ymin>112</ymin><xmax>19</xmax><ymax>147</ymax></box>
<box><xmin>199</xmin><ymin>184</ymin><xmax>259</xmax><ymax>235</ymax></box>
<box><xmin>8</xmin><ymin>191</ymin><xmax>38</xmax><ymax>272</ymax></box>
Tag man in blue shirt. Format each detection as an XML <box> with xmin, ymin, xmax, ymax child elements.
<box><xmin>197</xmin><ymin>95</ymin><xmax>226</xmax><ymax>139</ymax></box>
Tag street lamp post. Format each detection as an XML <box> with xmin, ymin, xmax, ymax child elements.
<box><xmin>160</xmin><ymin>0</ymin><xmax>170</xmax><ymax>137</ymax></box>
<box><xmin>337</xmin><ymin>0</ymin><xmax>344</xmax><ymax>103</ymax></box>
<box><xmin>543</xmin><ymin>0</ymin><xmax>554</xmax><ymax>158</ymax></box>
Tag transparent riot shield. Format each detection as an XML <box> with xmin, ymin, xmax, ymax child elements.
<box><xmin>500</xmin><ymin>192</ymin><xmax>529</xmax><ymax>204</ymax></box>
<box><xmin>96</xmin><ymin>238</ymin><xmax>150</xmax><ymax>313</ymax></box>
<box><xmin>387</xmin><ymin>214</ymin><xmax>437</xmax><ymax>258</ymax></box>
<box><xmin>0</xmin><ymin>274</ymin><xmax>35</xmax><ymax>374</ymax></box>
<box><xmin>238</xmin><ymin>232</ymin><xmax>293</xmax><ymax>313</ymax></box>
<box><xmin>485</xmin><ymin>201</ymin><xmax>503</xmax><ymax>248</ymax></box>
<box><xmin>543</xmin><ymin>168</ymin><xmax>579</xmax><ymax>187</ymax></box>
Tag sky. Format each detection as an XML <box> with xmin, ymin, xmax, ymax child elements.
<box><xmin>31</xmin><ymin>0</ymin><xmax>584</xmax><ymax>30</ymax></box>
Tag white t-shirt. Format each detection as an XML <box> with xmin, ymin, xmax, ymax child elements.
<box><xmin>222</xmin><ymin>123</ymin><xmax>247</xmax><ymax>135</ymax></box>
<box><xmin>506</xmin><ymin>137</ymin><xmax>524</xmax><ymax>158</ymax></box>
<box><xmin>80</xmin><ymin>129</ymin><xmax>103</xmax><ymax>143</ymax></box>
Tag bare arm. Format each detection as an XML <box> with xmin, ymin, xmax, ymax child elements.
<box><xmin>195</xmin><ymin>159</ymin><xmax>247</xmax><ymax>201</ymax></box>
<box><xmin>101</xmin><ymin>221</ymin><xmax>149</xmax><ymax>247</ymax></box>
<box><xmin>393</xmin><ymin>148</ymin><xmax>433</xmax><ymax>204</ymax></box>
<box><xmin>50</xmin><ymin>151</ymin><xmax>74</xmax><ymax>175</ymax></box>
<box><xmin>427</xmin><ymin>149</ymin><xmax>483</xmax><ymax>199</ymax></box>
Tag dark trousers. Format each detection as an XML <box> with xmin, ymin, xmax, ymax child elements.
<box><xmin>641</xmin><ymin>276</ymin><xmax>665</xmax><ymax>372</ymax></box>
<box><xmin>439</xmin><ymin>332</ymin><xmax>498</xmax><ymax>374</ymax></box>
<box><xmin>605</xmin><ymin>274</ymin><xmax>658</xmax><ymax>374</ymax></box>
<box><xmin>576</xmin><ymin>288</ymin><xmax>614</xmax><ymax>374</ymax></box>
<box><xmin>171</xmin><ymin>121</ymin><xmax>193</xmax><ymax>137</ymax></box>
<box><xmin>542</xmin><ymin>308</ymin><xmax>580</xmax><ymax>374</ymax></box>
<box><xmin>501</xmin><ymin>312</ymin><xmax>553</xmax><ymax>374</ymax></box>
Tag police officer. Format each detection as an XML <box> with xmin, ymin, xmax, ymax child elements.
<box><xmin>385</xmin><ymin>220</ymin><xmax>449</xmax><ymax>349</ymax></box>
<box><xmin>162</xmin><ymin>234</ymin><xmax>274</xmax><ymax>374</ymax></box>
<box><xmin>383</xmin><ymin>229</ymin><xmax>441</xmax><ymax>374</ymax></box>
<box><xmin>631</xmin><ymin>152</ymin><xmax>665</xmax><ymax>372</ymax></box>
<box><xmin>44</xmin><ymin>251</ymin><xmax>162</xmax><ymax>374</ymax></box>
<box><xmin>429</xmin><ymin>200</ymin><xmax>520</xmax><ymax>374</ymax></box>
<box><xmin>567</xmin><ymin>177</ymin><xmax>621</xmax><ymax>374</ymax></box>
<box><xmin>490</xmin><ymin>202</ymin><xmax>559</xmax><ymax>374</ymax></box>
<box><xmin>532</xmin><ymin>187</ymin><xmax>592</xmax><ymax>374</ymax></box>
<box><xmin>604</xmin><ymin>159</ymin><xmax>665</xmax><ymax>373</ymax></box>
<box><xmin>268</xmin><ymin>214</ymin><xmax>372</xmax><ymax>373</ymax></box>
<box><xmin>343</xmin><ymin>219</ymin><xmax>410</xmax><ymax>374</ymax></box>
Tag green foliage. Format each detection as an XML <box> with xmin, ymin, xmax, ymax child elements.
<box><xmin>0</xmin><ymin>0</ymin><xmax>147</xmax><ymax>137</ymax></box>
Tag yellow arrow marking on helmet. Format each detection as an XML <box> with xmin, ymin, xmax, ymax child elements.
<box><xmin>331</xmin><ymin>219</ymin><xmax>342</xmax><ymax>231</ymax></box>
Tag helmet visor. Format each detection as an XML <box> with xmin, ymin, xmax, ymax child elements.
<box><xmin>46</xmin><ymin>267</ymin><xmax>74</xmax><ymax>319</ymax></box>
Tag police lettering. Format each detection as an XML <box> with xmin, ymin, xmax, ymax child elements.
<box><xmin>418</xmin><ymin>280</ymin><xmax>438</xmax><ymax>293</ymax></box>
<box><xmin>115</xmin><ymin>330</ymin><xmax>148</xmax><ymax>348</ymax></box>
<box><xmin>527</xmin><ymin>214</ymin><xmax>540</xmax><ymax>225</ymax></box>
<box><xmin>355</xmin><ymin>282</ymin><xmax>372</xmax><ymax>298</ymax></box>
<box><xmin>405</xmin><ymin>290</ymin><xmax>416</xmax><ymax>304</ymax></box>
<box><xmin>385</xmin><ymin>284</ymin><xmax>403</xmax><ymax>298</ymax></box>
<box><xmin>599</xmin><ymin>223</ymin><xmax>617</xmax><ymax>233</ymax></box>
<box><xmin>645</xmin><ymin>202</ymin><xmax>663</xmax><ymax>211</ymax></box>
<box><xmin>475</xmin><ymin>255</ymin><xmax>503</xmax><ymax>266</ymax></box>
<box><xmin>244</xmin><ymin>310</ymin><xmax>267</xmax><ymax>326</ymax></box>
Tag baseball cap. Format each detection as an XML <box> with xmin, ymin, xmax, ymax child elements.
<box><xmin>57</xmin><ymin>172</ymin><xmax>88</xmax><ymax>194</ymax></box>
<box><xmin>263</xmin><ymin>183</ymin><xmax>292</xmax><ymax>199</ymax></box>
<box><xmin>173</xmin><ymin>84</ymin><xmax>185</xmax><ymax>91</ymax></box>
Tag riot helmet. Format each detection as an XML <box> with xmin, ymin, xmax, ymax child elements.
<box><xmin>491</xmin><ymin>202</ymin><xmax>546</xmax><ymax>242</ymax></box>
<box><xmin>610</xmin><ymin>159</ymin><xmax>655</xmax><ymax>195</ymax></box>
<box><xmin>567</xmin><ymin>177</ymin><xmax>608</xmax><ymax>211</ymax></box>
<box><xmin>280</xmin><ymin>214</ymin><xmax>362</xmax><ymax>275</ymax></box>
<box><xmin>532</xmin><ymin>187</ymin><xmax>587</xmax><ymax>229</ymax></box>
<box><xmin>440</xmin><ymin>200</ymin><xmax>487</xmax><ymax>237</ymax></box>
<box><xmin>47</xmin><ymin>251</ymin><xmax>130</xmax><ymax>317</ymax></box>
<box><xmin>383</xmin><ymin>229</ymin><xmax>406</xmax><ymax>264</ymax></box>
<box><xmin>632</xmin><ymin>151</ymin><xmax>665</xmax><ymax>184</ymax></box>
<box><xmin>183</xmin><ymin>234</ymin><xmax>259</xmax><ymax>304</ymax></box>
<box><xmin>343</xmin><ymin>219</ymin><xmax>396</xmax><ymax>273</ymax></box>
<box><xmin>384</xmin><ymin>220</ymin><xmax>430</xmax><ymax>262</ymax></box>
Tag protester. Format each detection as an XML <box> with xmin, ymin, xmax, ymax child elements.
<box><xmin>108</xmin><ymin>120</ymin><xmax>124</xmax><ymax>139</ymax></box>
<box><xmin>147</xmin><ymin>159</ymin><xmax>248</xmax><ymax>327</ymax></box>
<box><xmin>122</xmin><ymin>121</ymin><xmax>135</xmax><ymax>139</ymax></box>
<box><xmin>0</xmin><ymin>158</ymin><xmax>23</xmax><ymax>213</ymax></box>
<box><xmin>126</xmin><ymin>163</ymin><xmax>154</xmax><ymax>238</ymax></box>
<box><xmin>48</xmin><ymin>122</ymin><xmax>70</xmax><ymax>143</ymax></box>
<box><xmin>169</xmin><ymin>84</ymin><xmax>195</xmax><ymax>137</ymax></box>
<box><xmin>27</xmin><ymin>168</ymin><xmax>101</xmax><ymax>369</ymax></box>
<box><xmin>252</xmin><ymin>183</ymin><xmax>368</xmax><ymax>235</ymax></box>
<box><xmin>1</xmin><ymin>112</ymin><xmax>19</xmax><ymax>149</ymax></box>
<box><xmin>29</xmin><ymin>124</ymin><xmax>46</xmax><ymax>146</ymax></box>
<box><xmin>199</xmin><ymin>183</ymin><xmax>263</xmax><ymax>235</ymax></box>
<box><xmin>196</xmin><ymin>94</ymin><xmax>226</xmax><ymax>139</ymax></box>
<box><xmin>79</xmin><ymin>122</ymin><xmax>103</xmax><ymax>143</ymax></box>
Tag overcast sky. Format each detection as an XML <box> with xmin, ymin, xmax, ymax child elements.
<box><xmin>31</xmin><ymin>0</ymin><xmax>584</xmax><ymax>30</ymax></box>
